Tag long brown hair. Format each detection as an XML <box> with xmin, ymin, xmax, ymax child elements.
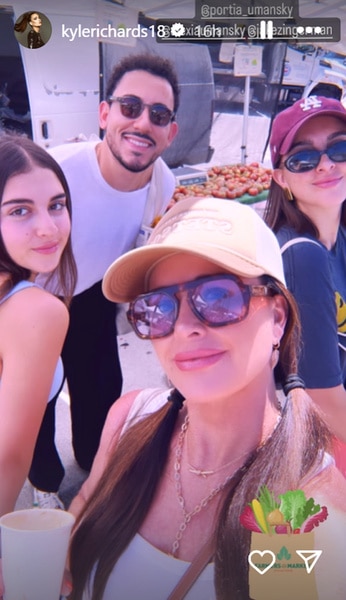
<box><xmin>0</xmin><ymin>133</ymin><xmax>77</xmax><ymax>304</ymax></box>
<box><xmin>264</xmin><ymin>179</ymin><xmax>346</xmax><ymax>235</ymax></box>
<box><xmin>14</xmin><ymin>12</ymin><xmax>39</xmax><ymax>32</ymax></box>
<box><xmin>68</xmin><ymin>281</ymin><xmax>332</xmax><ymax>600</ymax></box>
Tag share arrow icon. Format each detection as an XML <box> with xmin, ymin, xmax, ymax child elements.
<box><xmin>295</xmin><ymin>550</ymin><xmax>323</xmax><ymax>574</ymax></box>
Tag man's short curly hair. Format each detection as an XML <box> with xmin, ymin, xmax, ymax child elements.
<box><xmin>105</xmin><ymin>53</ymin><xmax>180</xmax><ymax>114</ymax></box>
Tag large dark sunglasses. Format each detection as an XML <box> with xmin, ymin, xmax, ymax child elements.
<box><xmin>108</xmin><ymin>95</ymin><xmax>175</xmax><ymax>127</ymax></box>
<box><xmin>284</xmin><ymin>139</ymin><xmax>346</xmax><ymax>173</ymax></box>
<box><xmin>127</xmin><ymin>274</ymin><xmax>275</xmax><ymax>340</ymax></box>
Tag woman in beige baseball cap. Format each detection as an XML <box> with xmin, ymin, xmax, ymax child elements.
<box><xmin>68</xmin><ymin>197</ymin><xmax>346</xmax><ymax>600</ymax></box>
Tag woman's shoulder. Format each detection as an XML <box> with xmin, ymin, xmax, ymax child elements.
<box><xmin>82</xmin><ymin>389</ymin><xmax>169</xmax><ymax>486</ymax></box>
<box><xmin>337</xmin><ymin>223</ymin><xmax>346</xmax><ymax>244</ymax></box>
<box><xmin>0</xmin><ymin>285</ymin><xmax>68</xmax><ymax>369</ymax></box>
<box><xmin>125</xmin><ymin>387</ymin><xmax>170</xmax><ymax>419</ymax></box>
<box><xmin>303</xmin><ymin>464</ymin><xmax>346</xmax><ymax>513</ymax></box>
<box><xmin>2</xmin><ymin>283</ymin><xmax>66</xmax><ymax>311</ymax></box>
<box><xmin>276</xmin><ymin>226</ymin><xmax>323</xmax><ymax>254</ymax></box>
<box><xmin>105</xmin><ymin>388</ymin><xmax>170</xmax><ymax>435</ymax></box>
<box><xmin>0</xmin><ymin>284</ymin><xmax>68</xmax><ymax>337</ymax></box>
<box><xmin>277</xmin><ymin>227</ymin><xmax>329</xmax><ymax>284</ymax></box>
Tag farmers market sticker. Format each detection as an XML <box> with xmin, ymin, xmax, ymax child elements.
<box><xmin>243</xmin><ymin>486</ymin><xmax>326</xmax><ymax>599</ymax></box>
<box><xmin>248</xmin><ymin>547</ymin><xmax>323</xmax><ymax>574</ymax></box>
<box><xmin>242</xmin><ymin>486</ymin><xmax>326</xmax><ymax>575</ymax></box>
<box><xmin>240</xmin><ymin>485</ymin><xmax>328</xmax><ymax>535</ymax></box>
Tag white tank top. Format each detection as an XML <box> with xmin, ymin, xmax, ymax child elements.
<box><xmin>0</xmin><ymin>281</ymin><xmax>64</xmax><ymax>401</ymax></box>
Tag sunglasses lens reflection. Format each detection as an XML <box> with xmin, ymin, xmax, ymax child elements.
<box><xmin>129</xmin><ymin>277</ymin><xmax>250</xmax><ymax>339</ymax></box>
<box><xmin>149</xmin><ymin>106</ymin><xmax>172</xmax><ymax>126</ymax></box>
<box><xmin>119</xmin><ymin>97</ymin><xmax>142</xmax><ymax>119</ymax></box>
<box><xmin>118</xmin><ymin>97</ymin><xmax>173</xmax><ymax>126</ymax></box>
<box><xmin>285</xmin><ymin>140</ymin><xmax>346</xmax><ymax>173</ymax></box>
<box><xmin>131</xmin><ymin>293</ymin><xmax>176</xmax><ymax>338</ymax></box>
<box><xmin>191</xmin><ymin>279</ymin><xmax>247</xmax><ymax>325</ymax></box>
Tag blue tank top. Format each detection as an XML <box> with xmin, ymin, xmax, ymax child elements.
<box><xmin>0</xmin><ymin>281</ymin><xmax>64</xmax><ymax>402</ymax></box>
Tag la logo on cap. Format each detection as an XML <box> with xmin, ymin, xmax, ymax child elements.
<box><xmin>299</xmin><ymin>96</ymin><xmax>323</xmax><ymax>112</ymax></box>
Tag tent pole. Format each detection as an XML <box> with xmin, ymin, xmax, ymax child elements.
<box><xmin>241</xmin><ymin>74</ymin><xmax>251</xmax><ymax>164</ymax></box>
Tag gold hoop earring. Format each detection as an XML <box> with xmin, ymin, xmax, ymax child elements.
<box><xmin>284</xmin><ymin>187</ymin><xmax>294</xmax><ymax>201</ymax></box>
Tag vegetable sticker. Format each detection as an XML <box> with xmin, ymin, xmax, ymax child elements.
<box><xmin>240</xmin><ymin>485</ymin><xmax>328</xmax><ymax>534</ymax></box>
<box><xmin>244</xmin><ymin>487</ymin><xmax>327</xmax><ymax>600</ymax></box>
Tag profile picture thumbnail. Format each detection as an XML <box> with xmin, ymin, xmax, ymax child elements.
<box><xmin>14</xmin><ymin>11</ymin><xmax>52</xmax><ymax>49</ymax></box>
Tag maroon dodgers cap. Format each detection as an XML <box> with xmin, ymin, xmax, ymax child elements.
<box><xmin>270</xmin><ymin>95</ymin><xmax>346</xmax><ymax>166</ymax></box>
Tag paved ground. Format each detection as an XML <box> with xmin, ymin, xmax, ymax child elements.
<box><xmin>16</xmin><ymin>331</ymin><xmax>166</xmax><ymax>510</ymax></box>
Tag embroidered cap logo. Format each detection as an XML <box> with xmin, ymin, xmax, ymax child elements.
<box><xmin>299</xmin><ymin>96</ymin><xmax>323</xmax><ymax>112</ymax></box>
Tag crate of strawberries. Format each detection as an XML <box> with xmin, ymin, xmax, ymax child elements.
<box><xmin>172</xmin><ymin>162</ymin><xmax>272</xmax><ymax>205</ymax></box>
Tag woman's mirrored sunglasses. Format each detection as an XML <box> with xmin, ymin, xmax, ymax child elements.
<box><xmin>108</xmin><ymin>95</ymin><xmax>175</xmax><ymax>127</ymax></box>
<box><xmin>127</xmin><ymin>274</ymin><xmax>276</xmax><ymax>340</ymax></box>
<box><xmin>284</xmin><ymin>139</ymin><xmax>346</xmax><ymax>173</ymax></box>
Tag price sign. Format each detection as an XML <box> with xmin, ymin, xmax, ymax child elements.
<box><xmin>234</xmin><ymin>44</ymin><xmax>263</xmax><ymax>76</ymax></box>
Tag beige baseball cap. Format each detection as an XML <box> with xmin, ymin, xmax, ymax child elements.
<box><xmin>102</xmin><ymin>197</ymin><xmax>285</xmax><ymax>303</ymax></box>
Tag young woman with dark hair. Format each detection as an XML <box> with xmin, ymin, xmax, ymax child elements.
<box><xmin>67</xmin><ymin>197</ymin><xmax>346</xmax><ymax>600</ymax></box>
<box><xmin>265</xmin><ymin>95</ymin><xmax>346</xmax><ymax>471</ymax></box>
<box><xmin>0</xmin><ymin>133</ymin><xmax>76</xmax><ymax>518</ymax></box>
<box><xmin>14</xmin><ymin>12</ymin><xmax>45</xmax><ymax>49</ymax></box>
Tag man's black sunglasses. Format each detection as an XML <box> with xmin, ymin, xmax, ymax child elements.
<box><xmin>284</xmin><ymin>140</ymin><xmax>346</xmax><ymax>173</ymax></box>
<box><xmin>108</xmin><ymin>95</ymin><xmax>175</xmax><ymax>127</ymax></box>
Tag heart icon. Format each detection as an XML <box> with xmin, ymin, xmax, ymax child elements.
<box><xmin>248</xmin><ymin>550</ymin><xmax>276</xmax><ymax>575</ymax></box>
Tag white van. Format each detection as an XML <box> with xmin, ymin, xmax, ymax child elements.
<box><xmin>279</xmin><ymin>43</ymin><xmax>346</xmax><ymax>110</ymax></box>
<box><xmin>1</xmin><ymin>0</ymin><xmax>214</xmax><ymax>167</ymax></box>
<box><xmin>2</xmin><ymin>2</ymin><xmax>346</xmax><ymax>168</ymax></box>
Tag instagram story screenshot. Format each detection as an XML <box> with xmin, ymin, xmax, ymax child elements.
<box><xmin>0</xmin><ymin>1</ymin><xmax>345</xmax><ymax>599</ymax></box>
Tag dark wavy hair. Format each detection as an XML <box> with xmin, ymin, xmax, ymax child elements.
<box><xmin>0</xmin><ymin>133</ymin><xmax>77</xmax><ymax>303</ymax></box>
<box><xmin>69</xmin><ymin>278</ymin><xmax>332</xmax><ymax>599</ymax></box>
<box><xmin>14</xmin><ymin>12</ymin><xmax>39</xmax><ymax>32</ymax></box>
<box><xmin>264</xmin><ymin>178</ymin><xmax>346</xmax><ymax>235</ymax></box>
<box><xmin>105</xmin><ymin>53</ymin><xmax>180</xmax><ymax>115</ymax></box>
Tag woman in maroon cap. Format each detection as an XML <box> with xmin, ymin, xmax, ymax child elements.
<box><xmin>265</xmin><ymin>95</ymin><xmax>346</xmax><ymax>472</ymax></box>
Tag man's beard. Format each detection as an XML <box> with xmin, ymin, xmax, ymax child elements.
<box><xmin>106</xmin><ymin>134</ymin><xmax>158</xmax><ymax>173</ymax></box>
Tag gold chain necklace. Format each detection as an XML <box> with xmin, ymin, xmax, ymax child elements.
<box><xmin>171</xmin><ymin>408</ymin><xmax>282</xmax><ymax>556</ymax></box>
<box><xmin>187</xmin><ymin>430</ymin><xmax>251</xmax><ymax>478</ymax></box>
<box><xmin>172</xmin><ymin>415</ymin><xmax>239</xmax><ymax>557</ymax></box>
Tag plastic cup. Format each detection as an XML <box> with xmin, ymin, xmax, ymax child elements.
<box><xmin>0</xmin><ymin>508</ymin><xmax>75</xmax><ymax>600</ymax></box>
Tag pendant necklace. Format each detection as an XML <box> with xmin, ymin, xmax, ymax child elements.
<box><xmin>171</xmin><ymin>414</ymin><xmax>249</xmax><ymax>557</ymax></box>
<box><xmin>187</xmin><ymin>437</ymin><xmax>250</xmax><ymax>478</ymax></box>
<box><xmin>186</xmin><ymin>412</ymin><xmax>254</xmax><ymax>478</ymax></box>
